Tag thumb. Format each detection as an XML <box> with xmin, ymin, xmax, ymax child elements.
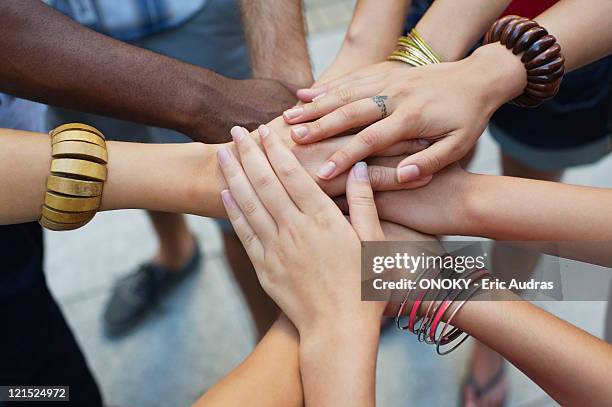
<box><xmin>346</xmin><ymin>162</ymin><xmax>385</xmax><ymax>241</ymax></box>
<box><xmin>395</xmin><ymin>136</ymin><xmax>468</xmax><ymax>182</ymax></box>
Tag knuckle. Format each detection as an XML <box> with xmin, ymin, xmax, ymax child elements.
<box><xmin>307</xmin><ymin>100</ymin><xmax>321</xmax><ymax>117</ymax></box>
<box><xmin>241</xmin><ymin>231</ymin><xmax>258</xmax><ymax>248</ymax></box>
<box><xmin>279</xmin><ymin>164</ymin><xmax>300</xmax><ymax>179</ymax></box>
<box><xmin>335</xmin><ymin>88</ymin><xmax>353</xmax><ymax>104</ymax></box>
<box><xmin>421</xmin><ymin>153</ymin><xmax>442</xmax><ymax>173</ymax></box>
<box><xmin>242</xmin><ymin>199</ymin><xmax>259</xmax><ymax>216</ymax></box>
<box><xmin>351</xmin><ymin>193</ymin><xmax>376</xmax><ymax>208</ymax></box>
<box><xmin>255</xmin><ymin>175</ymin><xmax>272</xmax><ymax>189</ymax></box>
<box><xmin>359</xmin><ymin>129</ymin><xmax>381</xmax><ymax>149</ymax></box>
<box><xmin>309</xmin><ymin>120</ymin><xmax>322</xmax><ymax>135</ymax></box>
<box><xmin>338</xmin><ymin>104</ymin><xmax>357</xmax><ymax>121</ymax></box>
<box><xmin>367</xmin><ymin>166</ymin><xmax>389</xmax><ymax>189</ymax></box>
<box><xmin>332</xmin><ymin>149</ymin><xmax>352</xmax><ymax>166</ymax></box>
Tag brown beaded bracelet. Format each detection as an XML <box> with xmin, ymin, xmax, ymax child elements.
<box><xmin>484</xmin><ymin>15</ymin><xmax>565</xmax><ymax>108</ymax></box>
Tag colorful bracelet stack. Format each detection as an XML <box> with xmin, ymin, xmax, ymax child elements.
<box><xmin>388</xmin><ymin>28</ymin><xmax>442</xmax><ymax>67</ymax></box>
<box><xmin>395</xmin><ymin>265</ymin><xmax>491</xmax><ymax>355</ymax></box>
<box><xmin>39</xmin><ymin>123</ymin><xmax>108</xmax><ymax>231</ymax></box>
<box><xmin>484</xmin><ymin>15</ymin><xmax>565</xmax><ymax>108</ymax></box>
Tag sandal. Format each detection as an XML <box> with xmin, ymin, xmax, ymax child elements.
<box><xmin>461</xmin><ymin>363</ymin><xmax>507</xmax><ymax>407</ymax></box>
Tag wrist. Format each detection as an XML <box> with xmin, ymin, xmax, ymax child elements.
<box><xmin>462</xmin><ymin>173</ymin><xmax>497</xmax><ymax>238</ymax></box>
<box><xmin>466</xmin><ymin>43</ymin><xmax>527</xmax><ymax>114</ymax></box>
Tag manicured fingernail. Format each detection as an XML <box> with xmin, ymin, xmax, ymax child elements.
<box><xmin>354</xmin><ymin>162</ymin><xmax>369</xmax><ymax>182</ymax></box>
<box><xmin>230</xmin><ymin>126</ymin><xmax>247</xmax><ymax>142</ymax></box>
<box><xmin>217</xmin><ymin>147</ymin><xmax>231</xmax><ymax>167</ymax></box>
<box><xmin>418</xmin><ymin>139</ymin><xmax>431</xmax><ymax>147</ymax></box>
<box><xmin>221</xmin><ymin>189</ymin><xmax>237</xmax><ymax>210</ymax></box>
<box><xmin>292</xmin><ymin>125</ymin><xmax>309</xmax><ymax>140</ymax></box>
<box><xmin>318</xmin><ymin>161</ymin><xmax>337</xmax><ymax>179</ymax></box>
<box><xmin>283</xmin><ymin>107</ymin><xmax>304</xmax><ymax>120</ymax></box>
<box><xmin>312</xmin><ymin>92</ymin><xmax>327</xmax><ymax>101</ymax></box>
<box><xmin>397</xmin><ymin>164</ymin><xmax>420</xmax><ymax>182</ymax></box>
<box><xmin>258</xmin><ymin>124</ymin><xmax>270</xmax><ymax>138</ymax></box>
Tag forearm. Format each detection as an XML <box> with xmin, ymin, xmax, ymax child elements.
<box><xmin>319</xmin><ymin>0</ymin><xmax>410</xmax><ymax>82</ymax></box>
<box><xmin>465</xmin><ymin>174</ymin><xmax>612</xmax><ymax>241</ymax></box>
<box><xmin>194</xmin><ymin>316</ymin><xmax>302</xmax><ymax>407</ymax></box>
<box><xmin>536</xmin><ymin>0</ymin><xmax>612</xmax><ymax>70</ymax></box>
<box><xmin>342</xmin><ymin>0</ymin><xmax>411</xmax><ymax>64</ymax></box>
<box><xmin>383</xmin><ymin>289</ymin><xmax>612</xmax><ymax>405</ymax></box>
<box><xmin>0</xmin><ymin>130</ymin><xmax>227</xmax><ymax>224</ymax></box>
<box><xmin>0</xmin><ymin>0</ymin><xmax>222</xmax><ymax>140</ymax></box>
<box><xmin>299</xmin><ymin>321</ymin><xmax>379</xmax><ymax>407</ymax></box>
<box><xmin>416</xmin><ymin>0</ymin><xmax>512</xmax><ymax>61</ymax></box>
<box><xmin>240</xmin><ymin>0</ymin><xmax>313</xmax><ymax>88</ymax></box>
<box><xmin>455</xmin><ymin>292</ymin><xmax>612</xmax><ymax>405</ymax></box>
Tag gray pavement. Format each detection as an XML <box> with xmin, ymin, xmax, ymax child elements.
<box><xmin>44</xmin><ymin>25</ymin><xmax>611</xmax><ymax>407</ymax></box>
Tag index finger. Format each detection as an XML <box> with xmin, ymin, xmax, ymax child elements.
<box><xmin>259</xmin><ymin>124</ymin><xmax>333</xmax><ymax>215</ymax></box>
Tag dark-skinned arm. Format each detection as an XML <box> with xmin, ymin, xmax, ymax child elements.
<box><xmin>0</xmin><ymin>0</ymin><xmax>297</xmax><ymax>143</ymax></box>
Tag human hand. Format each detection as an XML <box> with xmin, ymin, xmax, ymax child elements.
<box><xmin>241</xmin><ymin>116</ymin><xmax>432</xmax><ymax>197</ymax></box>
<box><xmin>283</xmin><ymin>43</ymin><xmax>526</xmax><ymax>183</ymax></box>
<box><xmin>189</xmin><ymin>78</ymin><xmax>298</xmax><ymax>143</ymax></box>
<box><xmin>335</xmin><ymin>164</ymin><xmax>479</xmax><ymax>237</ymax></box>
<box><xmin>217</xmin><ymin>124</ymin><xmax>388</xmax><ymax>334</ymax></box>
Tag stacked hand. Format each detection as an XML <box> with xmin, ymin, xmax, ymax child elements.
<box><xmin>218</xmin><ymin>124</ymin><xmax>389</xmax><ymax>331</ymax></box>
<box><xmin>282</xmin><ymin>43</ymin><xmax>525</xmax><ymax>184</ymax></box>
<box><xmin>237</xmin><ymin>116</ymin><xmax>433</xmax><ymax>198</ymax></box>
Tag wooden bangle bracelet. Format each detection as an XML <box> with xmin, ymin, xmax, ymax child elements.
<box><xmin>46</xmin><ymin>175</ymin><xmax>103</xmax><ymax>197</ymax></box>
<box><xmin>44</xmin><ymin>191</ymin><xmax>102</xmax><ymax>213</ymax></box>
<box><xmin>484</xmin><ymin>15</ymin><xmax>565</xmax><ymax>108</ymax></box>
<box><xmin>40</xmin><ymin>123</ymin><xmax>107</xmax><ymax>231</ymax></box>
<box><xmin>52</xmin><ymin>129</ymin><xmax>106</xmax><ymax>148</ymax></box>
<box><xmin>52</xmin><ymin>140</ymin><xmax>108</xmax><ymax>164</ymax></box>
<box><xmin>39</xmin><ymin>216</ymin><xmax>93</xmax><ymax>231</ymax></box>
<box><xmin>41</xmin><ymin>205</ymin><xmax>95</xmax><ymax>224</ymax></box>
<box><xmin>51</xmin><ymin>158</ymin><xmax>107</xmax><ymax>182</ymax></box>
<box><xmin>50</xmin><ymin>122</ymin><xmax>105</xmax><ymax>140</ymax></box>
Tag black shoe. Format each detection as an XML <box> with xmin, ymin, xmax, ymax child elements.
<box><xmin>103</xmin><ymin>240</ymin><xmax>202</xmax><ymax>335</ymax></box>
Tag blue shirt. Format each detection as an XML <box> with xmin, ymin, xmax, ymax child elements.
<box><xmin>45</xmin><ymin>0</ymin><xmax>207</xmax><ymax>41</ymax></box>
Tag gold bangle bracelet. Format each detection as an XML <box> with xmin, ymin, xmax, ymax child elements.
<box><xmin>51</xmin><ymin>158</ymin><xmax>107</xmax><ymax>182</ymax></box>
<box><xmin>46</xmin><ymin>175</ymin><xmax>103</xmax><ymax>197</ymax></box>
<box><xmin>388</xmin><ymin>28</ymin><xmax>441</xmax><ymax>67</ymax></box>
<box><xmin>40</xmin><ymin>123</ymin><xmax>108</xmax><ymax>231</ymax></box>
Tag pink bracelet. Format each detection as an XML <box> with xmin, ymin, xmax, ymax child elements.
<box><xmin>429</xmin><ymin>269</ymin><xmax>489</xmax><ymax>343</ymax></box>
<box><xmin>436</xmin><ymin>271</ymin><xmax>491</xmax><ymax>355</ymax></box>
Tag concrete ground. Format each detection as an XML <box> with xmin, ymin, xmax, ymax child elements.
<box><xmin>44</xmin><ymin>4</ymin><xmax>611</xmax><ymax>407</ymax></box>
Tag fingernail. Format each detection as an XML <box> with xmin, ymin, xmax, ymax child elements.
<box><xmin>230</xmin><ymin>126</ymin><xmax>247</xmax><ymax>142</ymax></box>
<box><xmin>217</xmin><ymin>147</ymin><xmax>231</xmax><ymax>167</ymax></box>
<box><xmin>258</xmin><ymin>124</ymin><xmax>270</xmax><ymax>138</ymax></box>
<box><xmin>312</xmin><ymin>92</ymin><xmax>327</xmax><ymax>101</ymax></box>
<box><xmin>221</xmin><ymin>189</ymin><xmax>237</xmax><ymax>210</ymax></box>
<box><xmin>291</xmin><ymin>125</ymin><xmax>309</xmax><ymax>140</ymax></box>
<box><xmin>318</xmin><ymin>161</ymin><xmax>337</xmax><ymax>179</ymax></box>
<box><xmin>418</xmin><ymin>139</ymin><xmax>431</xmax><ymax>147</ymax></box>
<box><xmin>397</xmin><ymin>164</ymin><xmax>420</xmax><ymax>182</ymax></box>
<box><xmin>283</xmin><ymin>107</ymin><xmax>304</xmax><ymax>120</ymax></box>
<box><xmin>354</xmin><ymin>162</ymin><xmax>369</xmax><ymax>182</ymax></box>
